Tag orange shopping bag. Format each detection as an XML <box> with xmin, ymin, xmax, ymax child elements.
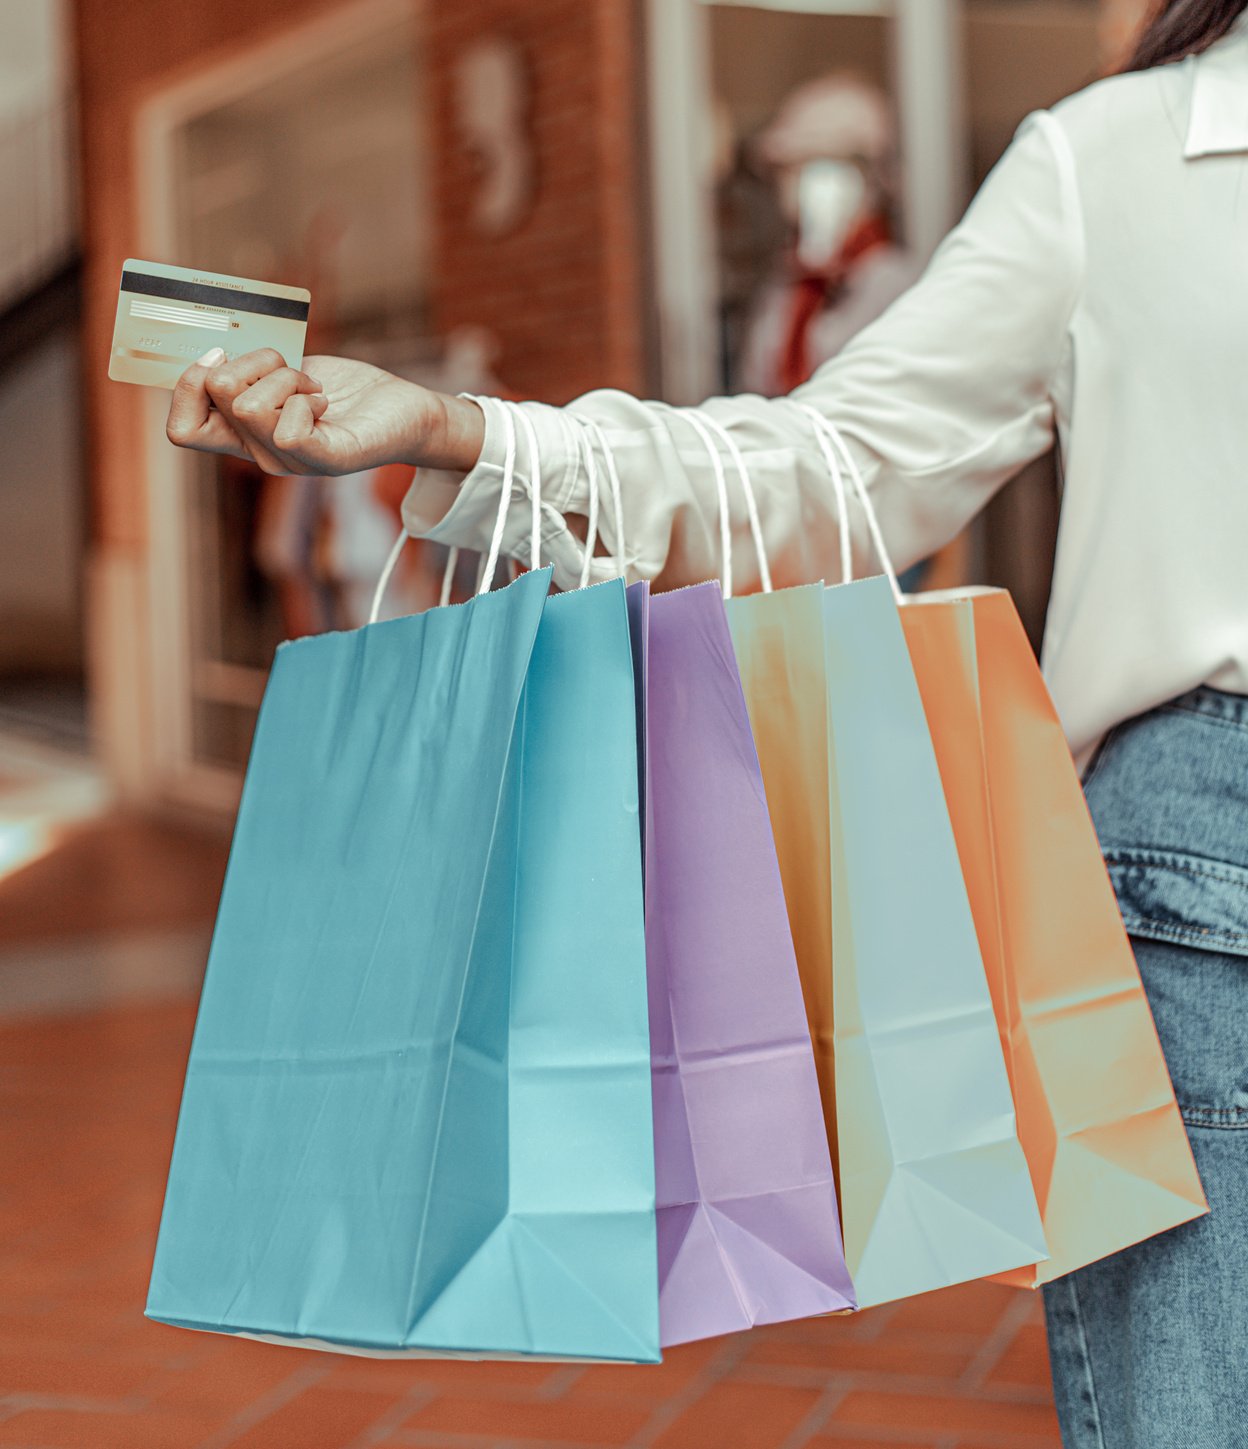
<box><xmin>794</xmin><ymin>406</ymin><xmax>1207</xmax><ymax>1286</ymax></box>
<box><xmin>900</xmin><ymin>588</ymin><xmax>1207</xmax><ymax>1285</ymax></box>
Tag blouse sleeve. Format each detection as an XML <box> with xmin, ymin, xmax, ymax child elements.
<box><xmin>401</xmin><ymin>110</ymin><xmax>1084</xmax><ymax>593</ymax></box>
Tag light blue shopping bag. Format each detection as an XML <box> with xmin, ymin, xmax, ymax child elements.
<box><xmin>146</xmin><ymin>566</ymin><xmax>659</xmax><ymax>1361</ymax></box>
<box><xmin>822</xmin><ymin>574</ymin><xmax>1046</xmax><ymax>1305</ymax></box>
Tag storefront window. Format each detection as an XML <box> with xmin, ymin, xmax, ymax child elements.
<box><xmin>673</xmin><ymin>0</ymin><xmax>1099</xmax><ymax>633</ymax></box>
<box><xmin>166</xmin><ymin>15</ymin><xmax>431</xmax><ymax>772</ymax></box>
<box><xmin>707</xmin><ymin>6</ymin><xmax>899</xmax><ymax>394</ymax></box>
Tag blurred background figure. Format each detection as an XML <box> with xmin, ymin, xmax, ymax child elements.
<box><xmin>736</xmin><ymin>73</ymin><xmax>919</xmax><ymax>398</ymax></box>
<box><xmin>723</xmin><ymin>68</ymin><xmax>949</xmax><ymax>590</ymax></box>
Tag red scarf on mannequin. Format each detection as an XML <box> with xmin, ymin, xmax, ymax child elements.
<box><xmin>777</xmin><ymin>212</ymin><xmax>892</xmax><ymax>393</ymax></box>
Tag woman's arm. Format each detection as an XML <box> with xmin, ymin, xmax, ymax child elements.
<box><xmin>401</xmin><ymin>110</ymin><xmax>1084</xmax><ymax>592</ymax></box>
<box><xmin>166</xmin><ymin>111</ymin><xmax>1081</xmax><ymax>592</ymax></box>
<box><xmin>164</xmin><ymin>350</ymin><xmax>485</xmax><ymax>477</ymax></box>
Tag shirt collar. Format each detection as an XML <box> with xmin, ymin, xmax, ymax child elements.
<box><xmin>1185</xmin><ymin>13</ymin><xmax>1248</xmax><ymax>158</ymax></box>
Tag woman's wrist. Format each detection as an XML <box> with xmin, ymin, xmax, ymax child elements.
<box><xmin>406</xmin><ymin>389</ymin><xmax>486</xmax><ymax>474</ymax></box>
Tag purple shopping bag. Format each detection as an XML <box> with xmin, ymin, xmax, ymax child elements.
<box><xmin>627</xmin><ymin>580</ymin><xmax>856</xmax><ymax>1346</ymax></box>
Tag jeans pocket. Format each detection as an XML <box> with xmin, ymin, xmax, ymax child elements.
<box><xmin>1108</xmin><ymin>852</ymin><xmax>1248</xmax><ymax>1126</ymax></box>
<box><xmin>1105</xmin><ymin>848</ymin><xmax>1248</xmax><ymax>958</ymax></box>
<box><xmin>1124</xmin><ymin>930</ymin><xmax>1248</xmax><ymax>1129</ymax></box>
<box><xmin>1079</xmin><ymin>695</ymin><xmax>1248</xmax><ymax>1127</ymax></box>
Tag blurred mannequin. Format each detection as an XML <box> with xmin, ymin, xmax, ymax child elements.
<box><xmin>739</xmin><ymin>74</ymin><xmax>966</xmax><ymax>590</ymax></box>
<box><xmin>739</xmin><ymin>74</ymin><xmax>919</xmax><ymax>398</ymax></box>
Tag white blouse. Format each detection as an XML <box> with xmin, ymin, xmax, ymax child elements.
<box><xmin>403</xmin><ymin>19</ymin><xmax>1248</xmax><ymax>765</ymax></box>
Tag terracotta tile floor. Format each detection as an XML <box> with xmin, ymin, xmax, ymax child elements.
<box><xmin>0</xmin><ymin>803</ymin><xmax>1064</xmax><ymax>1449</ymax></box>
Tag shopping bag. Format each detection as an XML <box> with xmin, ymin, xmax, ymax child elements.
<box><xmin>627</xmin><ymin>577</ymin><xmax>855</xmax><ymax>1346</ymax></box>
<box><xmin>147</xmin><ymin>416</ymin><xmax>659</xmax><ymax>1360</ymax></box>
<box><xmin>901</xmin><ymin>589</ymin><xmax>1208</xmax><ymax>1286</ymax></box>
<box><xmin>720</xmin><ymin>409</ymin><xmax>1045</xmax><ymax>1307</ymax></box>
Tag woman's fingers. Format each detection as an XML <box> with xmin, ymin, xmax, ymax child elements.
<box><xmin>167</xmin><ymin>350</ymin><xmax>245</xmax><ymax>455</ymax></box>
<box><xmin>229</xmin><ymin>364</ymin><xmax>323</xmax><ymax>426</ymax></box>
<box><xmin>167</xmin><ymin>348</ymin><xmax>315</xmax><ymax>463</ymax></box>
<box><xmin>207</xmin><ymin>354</ymin><xmax>318</xmax><ymax>427</ymax></box>
<box><xmin>202</xmin><ymin>350</ymin><xmax>324</xmax><ymax>473</ymax></box>
<box><xmin>201</xmin><ymin>348</ymin><xmax>298</xmax><ymax>405</ymax></box>
<box><xmin>271</xmin><ymin>392</ymin><xmax>330</xmax><ymax>457</ymax></box>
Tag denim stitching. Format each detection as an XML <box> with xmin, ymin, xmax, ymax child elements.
<box><xmin>1086</xmin><ymin>697</ymin><xmax>1248</xmax><ymax>1144</ymax></box>
<box><xmin>1181</xmin><ymin>1104</ymin><xmax>1248</xmax><ymax>1128</ymax></box>
<box><xmin>1119</xmin><ymin>905</ymin><xmax>1248</xmax><ymax>1125</ymax></box>
<box><xmin>1107</xmin><ymin>846</ymin><xmax>1246</xmax><ymax>956</ymax></box>
<box><xmin>1106</xmin><ymin>848</ymin><xmax>1248</xmax><ymax>950</ymax></box>
<box><xmin>1066</xmin><ymin>1274</ymin><xmax>1109</xmax><ymax>1449</ymax></box>
<box><xmin>1104</xmin><ymin>847</ymin><xmax>1248</xmax><ymax>888</ymax></box>
<box><xmin>1119</xmin><ymin>913</ymin><xmax>1248</xmax><ymax>950</ymax></box>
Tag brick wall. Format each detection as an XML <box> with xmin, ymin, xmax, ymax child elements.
<box><xmin>426</xmin><ymin>0</ymin><xmax>647</xmax><ymax>404</ymax></box>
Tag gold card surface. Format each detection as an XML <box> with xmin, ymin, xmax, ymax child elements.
<box><xmin>108</xmin><ymin>259</ymin><xmax>311</xmax><ymax>389</ymax></box>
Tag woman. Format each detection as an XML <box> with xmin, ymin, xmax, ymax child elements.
<box><xmin>166</xmin><ymin>3</ymin><xmax>1248</xmax><ymax>1443</ymax></box>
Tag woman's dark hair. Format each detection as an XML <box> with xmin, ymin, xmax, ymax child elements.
<box><xmin>1125</xmin><ymin>0</ymin><xmax>1248</xmax><ymax>70</ymax></box>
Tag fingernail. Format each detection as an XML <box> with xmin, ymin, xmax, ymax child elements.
<box><xmin>198</xmin><ymin>347</ymin><xmax>225</xmax><ymax>365</ymax></box>
<box><xmin>306</xmin><ymin>376</ymin><xmax>322</xmax><ymax>390</ymax></box>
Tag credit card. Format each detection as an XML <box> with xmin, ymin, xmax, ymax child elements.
<box><xmin>107</xmin><ymin>259</ymin><xmax>311</xmax><ymax>389</ymax></box>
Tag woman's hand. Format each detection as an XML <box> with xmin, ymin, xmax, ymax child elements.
<box><xmin>165</xmin><ymin>348</ymin><xmax>485</xmax><ymax>476</ymax></box>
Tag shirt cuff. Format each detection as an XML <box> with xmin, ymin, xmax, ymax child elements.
<box><xmin>399</xmin><ymin>396</ymin><xmax>592</xmax><ymax>587</ymax></box>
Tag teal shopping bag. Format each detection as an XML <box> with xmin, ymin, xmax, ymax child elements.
<box><xmin>146</xmin><ymin>567</ymin><xmax>659</xmax><ymax>1361</ymax></box>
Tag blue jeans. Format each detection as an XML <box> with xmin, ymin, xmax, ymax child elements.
<box><xmin>1043</xmin><ymin>687</ymin><xmax>1248</xmax><ymax>1448</ymax></box>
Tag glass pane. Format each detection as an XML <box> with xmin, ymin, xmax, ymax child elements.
<box><xmin>706</xmin><ymin>8</ymin><xmax>904</xmax><ymax>394</ymax></box>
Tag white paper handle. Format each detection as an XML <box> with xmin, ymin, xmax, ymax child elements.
<box><xmin>687</xmin><ymin>412</ymin><xmax>773</xmax><ymax>595</ymax></box>
<box><xmin>679</xmin><ymin>410</ymin><xmax>736</xmax><ymax>599</ymax></box>
<box><xmin>577</xmin><ymin>418</ymin><xmax>628</xmax><ymax>581</ymax></box>
<box><xmin>438</xmin><ymin>547</ymin><xmax>459</xmax><ymax>608</ymax></box>
<box><xmin>471</xmin><ymin>396</ymin><xmax>520</xmax><ymax>596</ymax></box>
<box><xmin>368</xmin><ymin>529</ymin><xmax>409</xmax><ymax>626</ymax></box>
<box><xmin>507</xmin><ymin>403</ymin><xmax>543</xmax><ymax>575</ymax></box>
<box><xmin>367</xmin><ymin>393</ymin><xmax>524</xmax><ymax>622</ymax></box>
<box><xmin>563</xmin><ymin>413</ymin><xmax>602</xmax><ymax>590</ymax></box>
<box><xmin>792</xmin><ymin>402</ymin><xmax>851</xmax><ymax>587</ymax></box>
<box><xmin>795</xmin><ymin>404</ymin><xmax>902</xmax><ymax>604</ymax></box>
